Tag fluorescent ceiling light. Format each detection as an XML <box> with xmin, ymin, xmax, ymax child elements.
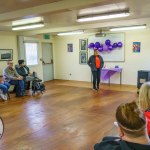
<box><xmin>12</xmin><ymin>17</ymin><xmax>44</xmax><ymax>31</ymax></box>
<box><xmin>57</xmin><ymin>31</ymin><xmax>84</xmax><ymax>36</ymax></box>
<box><xmin>12</xmin><ymin>23</ymin><xmax>44</xmax><ymax>31</ymax></box>
<box><xmin>12</xmin><ymin>17</ymin><xmax>43</xmax><ymax>26</ymax></box>
<box><xmin>77</xmin><ymin>11</ymin><xmax>130</xmax><ymax>22</ymax></box>
<box><xmin>110</xmin><ymin>25</ymin><xmax>146</xmax><ymax>31</ymax></box>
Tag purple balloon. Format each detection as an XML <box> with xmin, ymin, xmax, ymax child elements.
<box><xmin>88</xmin><ymin>43</ymin><xmax>95</xmax><ymax>49</ymax></box>
<box><xmin>118</xmin><ymin>42</ymin><xmax>123</xmax><ymax>48</ymax></box>
<box><xmin>108</xmin><ymin>45</ymin><xmax>113</xmax><ymax>51</ymax></box>
<box><xmin>95</xmin><ymin>42</ymin><xmax>100</xmax><ymax>49</ymax></box>
<box><xmin>88</xmin><ymin>45</ymin><xmax>91</xmax><ymax>48</ymax></box>
<box><xmin>98</xmin><ymin>46</ymin><xmax>103</xmax><ymax>52</ymax></box>
<box><xmin>112</xmin><ymin>43</ymin><xmax>118</xmax><ymax>48</ymax></box>
<box><xmin>105</xmin><ymin>39</ymin><xmax>111</xmax><ymax>46</ymax></box>
<box><xmin>103</xmin><ymin>45</ymin><xmax>108</xmax><ymax>51</ymax></box>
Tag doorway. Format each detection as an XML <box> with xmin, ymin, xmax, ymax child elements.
<box><xmin>42</xmin><ymin>43</ymin><xmax>54</xmax><ymax>82</ymax></box>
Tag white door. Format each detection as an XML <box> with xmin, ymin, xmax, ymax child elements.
<box><xmin>42</xmin><ymin>43</ymin><xmax>54</xmax><ymax>81</ymax></box>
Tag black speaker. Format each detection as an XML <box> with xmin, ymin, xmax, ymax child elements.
<box><xmin>137</xmin><ymin>70</ymin><xmax>150</xmax><ymax>89</ymax></box>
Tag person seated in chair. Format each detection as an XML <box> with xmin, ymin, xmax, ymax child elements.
<box><xmin>94</xmin><ymin>101</ymin><xmax>150</xmax><ymax>150</ymax></box>
<box><xmin>3</xmin><ymin>60</ymin><xmax>25</xmax><ymax>97</ymax></box>
<box><xmin>16</xmin><ymin>60</ymin><xmax>35</xmax><ymax>90</ymax></box>
<box><xmin>0</xmin><ymin>78</ymin><xmax>10</xmax><ymax>100</ymax></box>
<box><xmin>138</xmin><ymin>82</ymin><xmax>150</xmax><ymax>137</ymax></box>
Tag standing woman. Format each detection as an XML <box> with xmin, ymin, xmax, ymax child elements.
<box><xmin>88</xmin><ymin>49</ymin><xmax>104</xmax><ymax>90</ymax></box>
<box><xmin>138</xmin><ymin>82</ymin><xmax>150</xmax><ymax>136</ymax></box>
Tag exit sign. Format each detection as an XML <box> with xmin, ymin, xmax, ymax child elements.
<box><xmin>43</xmin><ymin>34</ymin><xmax>50</xmax><ymax>39</ymax></box>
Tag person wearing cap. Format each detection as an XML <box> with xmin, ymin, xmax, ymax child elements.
<box><xmin>3</xmin><ymin>60</ymin><xmax>25</xmax><ymax>97</ymax></box>
<box><xmin>87</xmin><ymin>49</ymin><xmax>104</xmax><ymax>90</ymax></box>
<box><xmin>94</xmin><ymin>101</ymin><xmax>150</xmax><ymax>150</ymax></box>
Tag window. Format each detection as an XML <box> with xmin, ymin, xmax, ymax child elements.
<box><xmin>24</xmin><ymin>43</ymin><xmax>38</xmax><ymax>66</ymax></box>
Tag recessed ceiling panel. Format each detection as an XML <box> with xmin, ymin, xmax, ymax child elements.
<box><xmin>0</xmin><ymin>0</ymin><xmax>62</xmax><ymax>13</ymax></box>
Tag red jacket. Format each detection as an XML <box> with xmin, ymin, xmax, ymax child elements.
<box><xmin>144</xmin><ymin>111</ymin><xmax>150</xmax><ymax>135</ymax></box>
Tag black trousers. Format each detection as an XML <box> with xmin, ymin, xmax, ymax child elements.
<box><xmin>92</xmin><ymin>68</ymin><xmax>101</xmax><ymax>88</ymax></box>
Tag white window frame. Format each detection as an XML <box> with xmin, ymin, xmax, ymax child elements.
<box><xmin>24</xmin><ymin>42</ymin><xmax>39</xmax><ymax>66</ymax></box>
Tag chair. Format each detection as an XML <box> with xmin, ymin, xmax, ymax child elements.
<box><xmin>7</xmin><ymin>91</ymin><xmax>10</xmax><ymax>100</ymax></box>
<box><xmin>137</xmin><ymin>70</ymin><xmax>150</xmax><ymax>93</ymax></box>
<box><xmin>6</xmin><ymin>84</ymin><xmax>15</xmax><ymax>99</ymax></box>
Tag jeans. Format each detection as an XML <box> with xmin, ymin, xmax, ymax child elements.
<box><xmin>92</xmin><ymin>68</ymin><xmax>101</xmax><ymax>88</ymax></box>
<box><xmin>9</xmin><ymin>80</ymin><xmax>25</xmax><ymax>93</ymax></box>
<box><xmin>0</xmin><ymin>82</ymin><xmax>10</xmax><ymax>94</ymax></box>
<box><xmin>4</xmin><ymin>82</ymin><xmax>10</xmax><ymax>89</ymax></box>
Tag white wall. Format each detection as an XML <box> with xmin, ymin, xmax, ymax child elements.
<box><xmin>53</xmin><ymin>34</ymin><xmax>91</xmax><ymax>81</ymax></box>
<box><xmin>0</xmin><ymin>33</ymin><xmax>54</xmax><ymax>81</ymax></box>
<box><xmin>0</xmin><ymin>33</ymin><xmax>18</xmax><ymax>75</ymax></box>
<box><xmin>17</xmin><ymin>35</ymin><xmax>54</xmax><ymax>81</ymax></box>
<box><xmin>0</xmin><ymin>30</ymin><xmax>149</xmax><ymax>86</ymax></box>
<box><xmin>53</xmin><ymin>29</ymin><xmax>150</xmax><ymax>85</ymax></box>
<box><xmin>33</xmin><ymin>35</ymin><xmax>54</xmax><ymax>81</ymax></box>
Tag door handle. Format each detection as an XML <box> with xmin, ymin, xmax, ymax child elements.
<box><xmin>40</xmin><ymin>58</ymin><xmax>53</xmax><ymax>64</ymax></box>
<box><xmin>40</xmin><ymin>58</ymin><xmax>45</xmax><ymax>64</ymax></box>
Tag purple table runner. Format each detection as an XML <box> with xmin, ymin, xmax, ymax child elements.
<box><xmin>101</xmin><ymin>68</ymin><xmax>122</xmax><ymax>81</ymax></box>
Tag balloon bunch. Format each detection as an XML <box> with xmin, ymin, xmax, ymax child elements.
<box><xmin>88</xmin><ymin>39</ymin><xmax>123</xmax><ymax>52</ymax></box>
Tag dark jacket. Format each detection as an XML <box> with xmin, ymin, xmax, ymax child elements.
<box><xmin>94</xmin><ymin>136</ymin><xmax>150</xmax><ymax>150</ymax></box>
<box><xmin>87</xmin><ymin>55</ymin><xmax>104</xmax><ymax>71</ymax></box>
<box><xmin>16</xmin><ymin>66</ymin><xmax>30</xmax><ymax>77</ymax></box>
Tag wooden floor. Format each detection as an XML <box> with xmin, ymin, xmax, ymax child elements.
<box><xmin>0</xmin><ymin>80</ymin><xmax>138</xmax><ymax>150</ymax></box>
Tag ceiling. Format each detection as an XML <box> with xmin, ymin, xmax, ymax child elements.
<box><xmin>0</xmin><ymin>0</ymin><xmax>150</xmax><ymax>35</ymax></box>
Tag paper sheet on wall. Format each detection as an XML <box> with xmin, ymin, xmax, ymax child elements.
<box><xmin>88</xmin><ymin>33</ymin><xmax>125</xmax><ymax>62</ymax></box>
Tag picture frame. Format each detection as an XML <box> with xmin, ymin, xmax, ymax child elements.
<box><xmin>79</xmin><ymin>39</ymin><xmax>88</xmax><ymax>51</ymax></box>
<box><xmin>133</xmin><ymin>42</ymin><xmax>140</xmax><ymax>53</ymax></box>
<box><xmin>79</xmin><ymin>51</ymin><xmax>88</xmax><ymax>64</ymax></box>
<box><xmin>0</xmin><ymin>49</ymin><xmax>13</xmax><ymax>61</ymax></box>
<box><xmin>67</xmin><ymin>43</ymin><xmax>73</xmax><ymax>52</ymax></box>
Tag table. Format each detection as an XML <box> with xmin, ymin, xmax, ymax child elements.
<box><xmin>101</xmin><ymin>68</ymin><xmax>122</xmax><ymax>86</ymax></box>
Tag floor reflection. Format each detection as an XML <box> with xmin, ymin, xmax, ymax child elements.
<box><xmin>25</xmin><ymin>102</ymin><xmax>46</xmax><ymax>132</ymax></box>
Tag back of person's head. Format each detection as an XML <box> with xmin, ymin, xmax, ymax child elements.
<box><xmin>18</xmin><ymin>60</ymin><xmax>24</xmax><ymax>65</ymax></box>
<box><xmin>139</xmin><ymin>82</ymin><xmax>150</xmax><ymax>111</ymax></box>
<box><xmin>116</xmin><ymin>101</ymin><xmax>146</xmax><ymax>138</ymax></box>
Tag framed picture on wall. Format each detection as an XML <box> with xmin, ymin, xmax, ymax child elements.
<box><xmin>67</xmin><ymin>43</ymin><xmax>73</xmax><ymax>52</ymax></box>
<box><xmin>79</xmin><ymin>39</ymin><xmax>88</xmax><ymax>51</ymax></box>
<box><xmin>133</xmin><ymin>42</ymin><xmax>140</xmax><ymax>53</ymax></box>
<box><xmin>79</xmin><ymin>51</ymin><xmax>88</xmax><ymax>64</ymax></box>
<box><xmin>0</xmin><ymin>49</ymin><xmax>13</xmax><ymax>61</ymax></box>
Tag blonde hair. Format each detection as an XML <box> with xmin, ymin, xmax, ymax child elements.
<box><xmin>116</xmin><ymin>101</ymin><xmax>146</xmax><ymax>137</ymax></box>
<box><xmin>139</xmin><ymin>82</ymin><xmax>150</xmax><ymax>111</ymax></box>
